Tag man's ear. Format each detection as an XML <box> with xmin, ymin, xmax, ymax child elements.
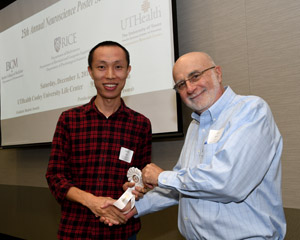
<box><xmin>126</xmin><ymin>65</ymin><xmax>132</xmax><ymax>77</ymax></box>
<box><xmin>87</xmin><ymin>66</ymin><xmax>93</xmax><ymax>79</ymax></box>
<box><xmin>215</xmin><ymin>65</ymin><xmax>222</xmax><ymax>83</ymax></box>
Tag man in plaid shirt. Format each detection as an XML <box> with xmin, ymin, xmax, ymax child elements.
<box><xmin>46</xmin><ymin>41</ymin><xmax>152</xmax><ymax>240</ymax></box>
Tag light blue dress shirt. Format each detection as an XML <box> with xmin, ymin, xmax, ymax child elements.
<box><xmin>135</xmin><ymin>87</ymin><xmax>286</xmax><ymax>240</ymax></box>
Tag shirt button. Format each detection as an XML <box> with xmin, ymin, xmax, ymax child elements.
<box><xmin>99</xmin><ymin>177</ymin><xmax>102</xmax><ymax>182</ymax></box>
<box><xmin>202</xmin><ymin>129</ymin><xmax>205</xmax><ymax>132</ymax></box>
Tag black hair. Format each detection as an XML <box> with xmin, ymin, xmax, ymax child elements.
<box><xmin>88</xmin><ymin>40</ymin><xmax>130</xmax><ymax>68</ymax></box>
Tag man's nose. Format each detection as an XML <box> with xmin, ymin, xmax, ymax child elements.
<box><xmin>185</xmin><ymin>80</ymin><xmax>196</xmax><ymax>94</ymax></box>
<box><xmin>106</xmin><ymin>67</ymin><xmax>115</xmax><ymax>79</ymax></box>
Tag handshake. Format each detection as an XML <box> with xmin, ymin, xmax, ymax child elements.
<box><xmin>91</xmin><ymin>163</ymin><xmax>163</xmax><ymax>226</ymax></box>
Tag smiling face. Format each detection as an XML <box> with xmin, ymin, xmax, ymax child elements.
<box><xmin>173</xmin><ymin>52</ymin><xmax>224</xmax><ymax>114</ymax></box>
<box><xmin>88</xmin><ymin>45</ymin><xmax>131</xmax><ymax>101</ymax></box>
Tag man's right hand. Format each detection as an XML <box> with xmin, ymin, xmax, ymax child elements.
<box><xmin>87</xmin><ymin>196</ymin><xmax>127</xmax><ymax>226</ymax></box>
<box><xmin>66</xmin><ymin>187</ymin><xmax>127</xmax><ymax>226</ymax></box>
<box><xmin>100</xmin><ymin>202</ymin><xmax>138</xmax><ymax>226</ymax></box>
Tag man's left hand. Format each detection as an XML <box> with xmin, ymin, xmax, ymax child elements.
<box><xmin>142</xmin><ymin>163</ymin><xmax>164</xmax><ymax>189</ymax></box>
<box><xmin>122</xmin><ymin>182</ymin><xmax>147</xmax><ymax>200</ymax></box>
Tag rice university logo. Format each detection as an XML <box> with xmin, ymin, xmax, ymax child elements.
<box><xmin>54</xmin><ymin>37</ymin><xmax>61</xmax><ymax>52</ymax></box>
<box><xmin>54</xmin><ymin>33</ymin><xmax>77</xmax><ymax>52</ymax></box>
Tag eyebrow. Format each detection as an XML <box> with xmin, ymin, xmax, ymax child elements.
<box><xmin>187</xmin><ymin>70</ymin><xmax>200</xmax><ymax>78</ymax></box>
<box><xmin>95</xmin><ymin>60</ymin><xmax>125</xmax><ymax>64</ymax></box>
<box><xmin>178</xmin><ymin>70</ymin><xmax>200</xmax><ymax>82</ymax></box>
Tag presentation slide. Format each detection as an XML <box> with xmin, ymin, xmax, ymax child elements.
<box><xmin>0</xmin><ymin>0</ymin><xmax>180</xmax><ymax>146</ymax></box>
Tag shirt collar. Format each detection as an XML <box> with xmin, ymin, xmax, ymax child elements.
<box><xmin>192</xmin><ymin>86</ymin><xmax>236</xmax><ymax>122</ymax></box>
<box><xmin>83</xmin><ymin>96</ymin><xmax>130</xmax><ymax>116</ymax></box>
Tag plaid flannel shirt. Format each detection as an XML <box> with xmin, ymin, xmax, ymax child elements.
<box><xmin>46</xmin><ymin>97</ymin><xmax>152</xmax><ymax>239</ymax></box>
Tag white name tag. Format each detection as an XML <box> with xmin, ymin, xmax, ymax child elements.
<box><xmin>207</xmin><ymin>128</ymin><xmax>224</xmax><ymax>144</ymax></box>
<box><xmin>119</xmin><ymin>147</ymin><xmax>134</xmax><ymax>163</ymax></box>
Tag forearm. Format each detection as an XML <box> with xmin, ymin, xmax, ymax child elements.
<box><xmin>66</xmin><ymin>187</ymin><xmax>109</xmax><ymax>215</ymax></box>
<box><xmin>66</xmin><ymin>186</ymin><xmax>95</xmax><ymax>208</ymax></box>
<box><xmin>135</xmin><ymin>187</ymin><xmax>178</xmax><ymax>217</ymax></box>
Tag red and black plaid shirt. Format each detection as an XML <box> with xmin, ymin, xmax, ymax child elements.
<box><xmin>46</xmin><ymin>97</ymin><xmax>152</xmax><ymax>239</ymax></box>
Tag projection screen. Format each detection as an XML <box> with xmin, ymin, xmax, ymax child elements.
<box><xmin>0</xmin><ymin>0</ymin><xmax>181</xmax><ymax>147</ymax></box>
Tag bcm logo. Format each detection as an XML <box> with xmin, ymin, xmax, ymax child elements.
<box><xmin>6</xmin><ymin>58</ymin><xmax>18</xmax><ymax>72</ymax></box>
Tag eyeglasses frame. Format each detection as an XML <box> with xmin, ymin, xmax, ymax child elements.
<box><xmin>173</xmin><ymin>66</ymin><xmax>216</xmax><ymax>92</ymax></box>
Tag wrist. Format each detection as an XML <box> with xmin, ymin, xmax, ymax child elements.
<box><xmin>81</xmin><ymin>191</ymin><xmax>96</xmax><ymax>208</ymax></box>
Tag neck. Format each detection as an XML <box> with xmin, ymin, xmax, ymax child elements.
<box><xmin>94</xmin><ymin>96</ymin><xmax>121</xmax><ymax>118</ymax></box>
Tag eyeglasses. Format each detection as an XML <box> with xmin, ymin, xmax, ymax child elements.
<box><xmin>173</xmin><ymin>66</ymin><xmax>216</xmax><ymax>92</ymax></box>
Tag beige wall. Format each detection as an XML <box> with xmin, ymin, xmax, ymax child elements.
<box><xmin>0</xmin><ymin>0</ymin><xmax>299</xmax><ymax>239</ymax></box>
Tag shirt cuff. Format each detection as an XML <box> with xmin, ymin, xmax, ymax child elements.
<box><xmin>158</xmin><ymin>170</ymin><xmax>179</xmax><ymax>189</ymax></box>
<box><xmin>135</xmin><ymin>195</ymin><xmax>150</xmax><ymax>217</ymax></box>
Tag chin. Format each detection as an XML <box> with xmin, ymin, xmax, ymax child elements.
<box><xmin>185</xmin><ymin>100</ymin><xmax>205</xmax><ymax>113</ymax></box>
<box><xmin>99</xmin><ymin>93</ymin><xmax>121</xmax><ymax>100</ymax></box>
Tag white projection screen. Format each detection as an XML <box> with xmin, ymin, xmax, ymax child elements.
<box><xmin>0</xmin><ymin>0</ymin><xmax>181</xmax><ymax>147</ymax></box>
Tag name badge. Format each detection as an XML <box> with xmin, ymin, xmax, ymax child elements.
<box><xmin>119</xmin><ymin>147</ymin><xmax>134</xmax><ymax>163</ymax></box>
<box><xmin>207</xmin><ymin>128</ymin><xmax>224</xmax><ymax>144</ymax></box>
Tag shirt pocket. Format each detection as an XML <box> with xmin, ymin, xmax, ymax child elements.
<box><xmin>202</xmin><ymin>143</ymin><xmax>218</xmax><ymax>165</ymax></box>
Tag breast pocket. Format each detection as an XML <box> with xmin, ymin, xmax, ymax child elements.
<box><xmin>202</xmin><ymin>143</ymin><xmax>218</xmax><ymax>165</ymax></box>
